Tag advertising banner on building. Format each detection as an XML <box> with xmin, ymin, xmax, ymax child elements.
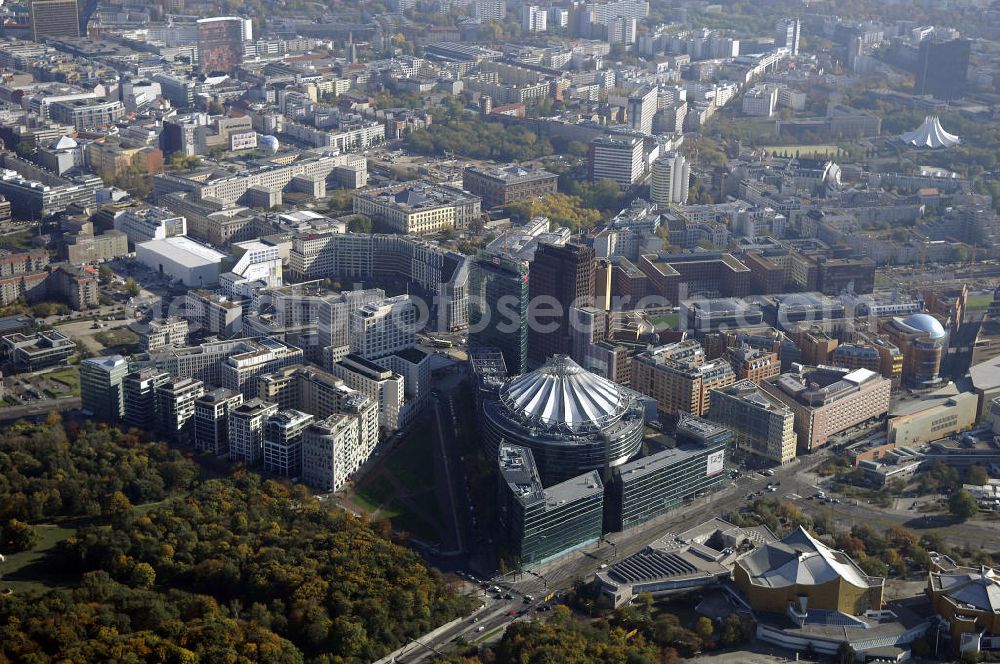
<box><xmin>706</xmin><ymin>450</ymin><xmax>725</xmax><ymax>477</ymax></box>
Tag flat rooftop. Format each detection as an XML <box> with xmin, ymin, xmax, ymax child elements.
<box><xmin>138</xmin><ymin>236</ymin><xmax>227</xmax><ymax>268</ymax></box>
<box><xmin>393</xmin><ymin>347</ymin><xmax>428</xmax><ymax>364</ymax></box>
<box><xmin>676</xmin><ymin>416</ymin><xmax>732</xmax><ymax>443</ymax></box>
<box><xmin>499</xmin><ymin>444</ymin><xmax>544</xmax><ymax>503</ymax></box>
<box><xmin>615</xmin><ymin>443</ymin><xmax>720</xmax><ymax>482</ymax></box>
<box><xmin>542</xmin><ymin>469</ymin><xmax>603</xmax><ymax>507</ymax></box>
<box><xmin>970</xmin><ymin>354</ymin><xmax>1000</xmax><ymax>391</ymax></box>
<box><xmin>466</xmin><ymin>164</ymin><xmax>557</xmax><ymax>183</ymax></box>
<box><xmin>716</xmin><ymin>379</ymin><xmax>792</xmax><ymax>412</ymax></box>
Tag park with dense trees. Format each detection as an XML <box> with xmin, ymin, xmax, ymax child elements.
<box><xmin>0</xmin><ymin>416</ymin><xmax>198</xmax><ymax>525</ymax></box>
<box><xmin>0</xmin><ymin>573</ymin><xmax>305</xmax><ymax>663</ymax></box>
<box><xmin>405</xmin><ymin>117</ymin><xmax>554</xmax><ymax>162</ymax></box>
<box><xmin>446</xmin><ymin>588</ymin><xmax>755</xmax><ymax>663</ymax></box>
<box><xmin>0</xmin><ymin>419</ymin><xmax>472</xmax><ymax>662</ymax></box>
<box><xmin>3</xmin><ymin>418</ymin><xmax>995</xmax><ymax>663</ymax></box>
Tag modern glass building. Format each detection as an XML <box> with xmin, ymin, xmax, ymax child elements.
<box><xmin>915</xmin><ymin>38</ymin><xmax>971</xmax><ymax>100</ymax></box>
<box><xmin>607</xmin><ymin>416</ymin><xmax>732</xmax><ymax>531</ymax></box>
<box><xmin>481</xmin><ymin>355</ymin><xmax>645</xmax><ymax>485</ymax></box>
<box><xmin>710</xmin><ymin>380</ymin><xmax>797</xmax><ymax>464</ymax></box>
<box><xmin>497</xmin><ymin>444</ymin><xmax>604</xmax><ymax>565</ymax></box>
<box><xmin>123</xmin><ymin>368</ymin><xmax>170</xmax><ymax>430</ymax></box>
<box><xmin>469</xmin><ymin>252</ymin><xmax>529</xmax><ymax>374</ymax></box>
<box><xmin>527</xmin><ymin>242</ymin><xmax>594</xmax><ymax>366</ymax></box>
<box><xmin>882</xmin><ymin>313</ymin><xmax>947</xmax><ymax>388</ymax></box>
<box><xmin>80</xmin><ymin>354</ymin><xmax>129</xmax><ymax>422</ymax></box>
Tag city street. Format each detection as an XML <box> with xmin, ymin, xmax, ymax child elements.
<box><xmin>394</xmin><ymin>442</ymin><xmax>1000</xmax><ymax>661</ymax></box>
<box><xmin>395</xmin><ymin>453</ymin><xmax>822</xmax><ymax>662</ymax></box>
<box><xmin>0</xmin><ymin>396</ymin><xmax>80</xmax><ymax>422</ymax></box>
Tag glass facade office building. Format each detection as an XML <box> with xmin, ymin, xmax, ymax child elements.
<box><xmin>607</xmin><ymin>417</ymin><xmax>732</xmax><ymax>531</ymax></box>
<box><xmin>498</xmin><ymin>444</ymin><xmax>604</xmax><ymax>565</ymax></box>
<box><xmin>469</xmin><ymin>252</ymin><xmax>529</xmax><ymax>374</ymax></box>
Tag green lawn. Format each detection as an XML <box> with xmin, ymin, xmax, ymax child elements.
<box><xmin>23</xmin><ymin>367</ymin><xmax>80</xmax><ymax>399</ymax></box>
<box><xmin>408</xmin><ymin>488</ymin><xmax>444</xmax><ymax>520</ymax></box>
<box><xmin>649</xmin><ymin>313</ymin><xmax>680</xmax><ymax>328</ymax></box>
<box><xmin>47</xmin><ymin>367</ymin><xmax>79</xmax><ymax>385</ymax></box>
<box><xmin>351</xmin><ymin>485</ymin><xmax>441</xmax><ymax>544</ymax></box>
<box><xmin>386</xmin><ymin>424</ymin><xmax>436</xmax><ymax>491</ymax></box>
<box><xmin>713</xmin><ymin>115</ymin><xmax>778</xmax><ymax>143</ymax></box>
<box><xmin>1</xmin><ymin>523</ymin><xmax>79</xmax><ymax>593</ymax></box>
<box><xmin>94</xmin><ymin>328</ymin><xmax>139</xmax><ymax>350</ymax></box>
<box><xmin>350</xmin><ymin>423</ymin><xmax>446</xmax><ymax>545</ymax></box>
<box><xmin>352</xmin><ymin>474</ymin><xmax>395</xmax><ymax>512</ymax></box>
<box><xmin>43</xmin><ymin>367</ymin><xmax>80</xmax><ymax>397</ymax></box>
<box><xmin>1</xmin><ymin>499</ymin><xmax>176</xmax><ymax>594</ymax></box>
<box><xmin>386</xmin><ymin>499</ymin><xmax>439</xmax><ymax>543</ymax></box>
<box><xmin>967</xmin><ymin>294</ymin><xmax>994</xmax><ymax>310</ymax></box>
<box><xmin>0</xmin><ymin>229</ymin><xmax>36</xmax><ymax>251</ymax></box>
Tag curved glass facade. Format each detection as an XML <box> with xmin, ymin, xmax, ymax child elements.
<box><xmin>481</xmin><ymin>356</ymin><xmax>644</xmax><ymax>485</ymax></box>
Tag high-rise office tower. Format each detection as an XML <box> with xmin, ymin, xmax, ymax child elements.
<box><xmin>527</xmin><ymin>243</ymin><xmax>595</xmax><ymax>366</ymax></box>
<box><xmin>915</xmin><ymin>38</ymin><xmax>971</xmax><ymax>100</ymax></box>
<box><xmin>262</xmin><ymin>409</ymin><xmax>315</xmax><ymax>477</ymax></box>
<box><xmin>569</xmin><ymin>1</ymin><xmax>595</xmax><ymax>37</ymax></box>
<box><xmin>349</xmin><ymin>295</ymin><xmax>417</xmax><ymax>361</ymax></box>
<box><xmin>847</xmin><ymin>35</ymin><xmax>863</xmax><ymax>72</ymax></box>
<box><xmin>569</xmin><ymin>306</ymin><xmax>607</xmax><ymax>367</ymax></box>
<box><xmin>548</xmin><ymin>7</ymin><xmax>569</xmax><ymax>28</ymax></box>
<box><xmin>469</xmin><ymin>252</ymin><xmax>530</xmax><ymax>374</ymax></box>
<box><xmin>30</xmin><ymin>0</ymin><xmax>81</xmax><ymax>42</ymax></box>
<box><xmin>194</xmin><ymin>388</ymin><xmax>244</xmax><ymax>455</ymax></box>
<box><xmin>228</xmin><ymin>398</ymin><xmax>279</xmax><ymax>465</ymax></box>
<box><xmin>80</xmin><ymin>355</ymin><xmax>129</xmax><ymax>422</ymax></box>
<box><xmin>627</xmin><ymin>86</ymin><xmax>657</xmax><ymax>135</ymax></box>
<box><xmin>588</xmin><ymin>135</ymin><xmax>644</xmax><ymax>189</ymax></box>
<box><xmin>650</xmin><ymin>152</ymin><xmax>691</xmax><ymax>205</ymax></box>
<box><xmin>774</xmin><ymin>18</ymin><xmax>800</xmax><ymax>56</ymax></box>
<box><xmin>197</xmin><ymin>17</ymin><xmax>251</xmax><ymax>74</ymax></box>
<box><xmin>589</xmin><ymin>0</ymin><xmax>649</xmax><ymax>24</ymax></box>
<box><xmin>301</xmin><ymin>414</ymin><xmax>361</xmax><ymax>492</ymax></box>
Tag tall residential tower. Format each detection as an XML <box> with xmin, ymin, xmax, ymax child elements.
<box><xmin>650</xmin><ymin>153</ymin><xmax>690</xmax><ymax>205</ymax></box>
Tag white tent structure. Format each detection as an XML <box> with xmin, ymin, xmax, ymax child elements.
<box><xmin>899</xmin><ymin>115</ymin><xmax>960</xmax><ymax>148</ymax></box>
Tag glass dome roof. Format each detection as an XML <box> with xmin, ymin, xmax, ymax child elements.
<box><xmin>900</xmin><ymin>313</ymin><xmax>947</xmax><ymax>339</ymax></box>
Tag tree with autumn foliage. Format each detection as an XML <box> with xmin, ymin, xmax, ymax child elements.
<box><xmin>60</xmin><ymin>475</ymin><xmax>473</xmax><ymax>662</ymax></box>
<box><xmin>508</xmin><ymin>193</ymin><xmax>602</xmax><ymax>231</ymax></box>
